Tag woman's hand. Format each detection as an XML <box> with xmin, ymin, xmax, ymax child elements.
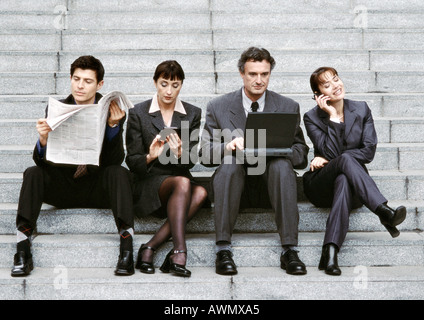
<box><xmin>310</xmin><ymin>156</ymin><xmax>329</xmax><ymax>172</ymax></box>
<box><xmin>36</xmin><ymin>118</ymin><xmax>52</xmax><ymax>147</ymax></box>
<box><xmin>315</xmin><ymin>94</ymin><xmax>337</xmax><ymax>118</ymax></box>
<box><xmin>147</xmin><ymin>135</ymin><xmax>165</xmax><ymax>164</ymax></box>
<box><xmin>167</xmin><ymin>133</ymin><xmax>182</xmax><ymax>159</ymax></box>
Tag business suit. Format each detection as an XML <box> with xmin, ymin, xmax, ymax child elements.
<box><xmin>200</xmin><ymin>88</ymin><xmax>309</xmax><ymax>246</ymax></box>
<box><xmin>126</xmin><ymin>98</ymin><xmax>202</xmax><ymax>217</ymax></box>
<box><xmin>16</xmin><ymin>93</ymin><xmax>134</xmax><ymax>231</ymax></box>
<box><xmin>303</xmin><ymin>99</ymin><xmax>387</xmax><ymax>248</ymax></box>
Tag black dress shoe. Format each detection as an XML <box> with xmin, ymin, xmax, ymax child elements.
<box><xmin>375</xmin><ymin>203</ymin><xmax>407</xmax><ymax>238</ymax></box>
<box><xmin>280</xmin><ymin>249</ymin><xmax>307</xmax><ymax>275</ymax></box>
<box><xmin>11</xmin><ymin>251</ymin><xmax>33</xmax><ymax>277</ymax></box>
<box><xmin>318</xmin><ymin>243</ymin><xmax>341</xmax><ymax>276</ymax></box>
<box><xmin>216</xmin><ymin>250</ymin><xmax>238</xmax><ymax>275</ymax></box>
<box><xmin>160</xmin><ymin>249</ymin><xmax>191</xmax><ymax>277</ymax></box>
<box><xmin>115</xmin><ymin>250</ymin><xmax>134</xmax><ymax>276</ymax></box>
<box><xmin>136</xmin><ymin>244</ymin><xmax>155</xmax><ymax>274</ymax></box>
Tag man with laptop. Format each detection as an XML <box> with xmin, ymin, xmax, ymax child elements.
<box><xmin>200</xmin><ymin>47</ymin><xmax>309</xmax><ymax>276</ymax></box>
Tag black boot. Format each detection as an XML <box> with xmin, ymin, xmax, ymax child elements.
<box><xmin>318</xmin><ymin>243</ymin><xmax>341</xmax><ymax>276</ymax></box>
<box><xmin>375</xmin><ymin>203</ymin><xmax>406</xmax><ymax>238</ymax></box>
<box><xmin>115</xmin><ymin>231</ymin><xmax>134</xmax><ymax>276</ymax></box>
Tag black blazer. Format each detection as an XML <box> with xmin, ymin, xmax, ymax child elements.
<box><xmin>303</xmin><ymin>99</ymin><xmax>377</xmax><ymax>166</ymax></box>
<box><xmin>125</xmin><ymin>99</ymin><xmax>202</xmax><ymax>179</ymax></box>
<box><xmin>33</xmin><ymin>93</ymin><xmax>126</xmax><ymax>175</ymax></box>
<box><xmin>200</xmin><ymin>88</ymin><xmax>309</xmax><ymax>169</ymax></box>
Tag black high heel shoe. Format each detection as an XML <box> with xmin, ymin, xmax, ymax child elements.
<box><xmin>318</xmin><ymin>243</ymin><xmax>341</xmax><ymax>276</ymax></box>
<box><xmin>135</xmin><ymin>244</ymin><xmax>155</xmax><ymax>274</ymax></box>
<box><xmin>375</xmin><ymin>203</ymin><xmax>406</xmax><ymax>238</ymax></box>
<box><xmin>160</xmin><ymin>249</ymin><xmax>191</xmax><ymax>277</ymax></box>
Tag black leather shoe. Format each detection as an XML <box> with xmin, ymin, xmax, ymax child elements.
<box><xmin>115</xmin><ymin>250</ymin><xmax>134</xmax><ymax>276</ymax></box>
<box><xmin>11</xmin><ymin>251</ymin><xmax>33</xmax><ymax>277</ymax></box>
<box><xmin>216</xmin><ymin>250</ymin><xmax>238</xmax><ymax>275</ymax></box>
<box><xmin>280</xmin><ymin>249</ymin><xmax>307</xmax><ymax>275</ymax></box>
<box><xmin>136</xmin><ymin>244</ymin><xmax>155</xmax><ymax>274</ymax></box>
<box><xmin>375</xmin><ymin>203</ymin><xmax>406</xmax><ymax>238</ymax></box>
<box><xmin>160</xmin><ymin>249</ymin><xmax>191</xmax><ymax>277</ymax></box>
<box><xmin>318</xmin><ymin>244</ymin><xmax>341</xmax><ymax>276</ymax></box>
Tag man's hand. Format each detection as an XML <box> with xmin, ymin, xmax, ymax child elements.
<box><xmin>36</xmin><ymin>118</ymin><xmax>52</xmax><ymax>147</ymax></box>
<box><xmin>226</xmin><ymin>137</ymin><xmax>244</xmax><ymax>152</ymax></box>
<box><xmin>107</xmin><ymin>100</ymin><xmax>125</xmax><ymax>127</ymax></box>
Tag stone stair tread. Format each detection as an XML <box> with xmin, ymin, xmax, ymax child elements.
<box><xmin>1</xmin><ymin>266</ymin><xmax>423</xmax><ymax>300</ymax></box>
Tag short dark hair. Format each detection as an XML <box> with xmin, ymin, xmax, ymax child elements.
<box><xmin>153</xmin><ymin>60</ymin><xmax>185</xmax><ymax>83</ymax></box>
<box><xmin>310</xmin><ymin>67</ymin><xmax>339</xmax><ymax>95</ymax></box>
<box><xmin>70</xmin><ymin>55</ymin><xmax>105</xmax><ymax>83</ymax></box>
<box><xmin>237</xmin><ymin>47</ymin><xmax>276</xmax><ymax>73</ymax></box>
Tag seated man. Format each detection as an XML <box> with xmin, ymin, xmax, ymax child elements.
<box><xmin>11</xmin><ymin>55</ymin><xmax>135</xmax><ymax>277</ymax></box>
<box><xmin>200</xmin><ymin>47</ymin><xmax>309</xmax><ymax>276</ymax></box>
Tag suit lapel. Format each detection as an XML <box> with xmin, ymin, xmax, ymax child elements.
<box><xmin>263</xmin><ymin>90</ymin><xmax>277</xmax><ymax>112</ymax></box>
<box><xmin>229</xmin><ymin>89</ymin><xmax>246</xmax><ymax>132</ymax></box>
<box><xmin>316</xmin><ymin>107</ymin><xmax>330</xmax><ymax>132</ymax></box>
<box><xmin>170</xmin><ymin>110</ymin><xmax>187</xmax><ymax>129</ymax></box>
<box><xmin>149</xmin><ymin>111</ymin><xmax>165</xmax><ymax>133</ymax></box>
<box><xmin>343</xmin><ymin>99</ymin><xmax>358</xmax><ymax>138</ymax></box>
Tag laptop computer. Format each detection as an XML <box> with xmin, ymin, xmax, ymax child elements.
<box><xmin>243</xmin><ymin>112</ymin><xmax>297</xmax><ymax>157</ymax></box>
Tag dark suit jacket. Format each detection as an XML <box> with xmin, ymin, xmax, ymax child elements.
<box><xmin>33</xmin><ymin>93</ymin><xmax>126</xmax><ymax>175</ymax></box>
<box><xmin>303</xmin><ymin>99</ymin><xmax>377</xmax><ymax>166</ymax></box>
<box><xmin>199</xmin><ymin>88</ymin><xmax>309</xmax><ymax>169</ymax></box>
<box><xmin>125</xmin><ymin>99</ymin><xmax>202</xmax><ymax>180</ymax></box>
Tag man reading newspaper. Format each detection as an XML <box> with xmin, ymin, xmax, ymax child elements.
<box><xmin>11</xmin><ymin>56</ymin><xmax>135</xmax><ymax>277</ymax></box>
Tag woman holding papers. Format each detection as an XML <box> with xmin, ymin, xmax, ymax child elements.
<box><xmin>302</xmin><ymin>67</ymin><xmax>407</xmax><ymax>276</ymax></box>
<box><xmin>126</xmin><ymin>60</ymin><xmax>208</xmax><ymax>277</ymax></box>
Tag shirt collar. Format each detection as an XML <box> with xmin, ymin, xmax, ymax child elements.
<box><xmin>149</xmin><ymin>94</ymin><xmax>186</xmax><ymax>115</ymax></box>
<box><xmin>242</xmin><ymin>88</ymin><xmax>266</xmax><ymax>115</ymax></box>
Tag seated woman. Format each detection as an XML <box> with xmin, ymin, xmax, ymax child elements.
<box><xmin>126</xmin><ymin>60</ymin><xmax>208</xmax><ymax>277</ymax></box>
<box><xmin>303</xmin><ymin>67</ymin><xmax>406</xmax><ymax>276</ymax></box>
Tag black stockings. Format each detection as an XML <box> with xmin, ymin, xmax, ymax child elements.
<box><xmin>142</xmin><ymin>176</ymin><xmax>207</xmax><ymax>265</ymax></box>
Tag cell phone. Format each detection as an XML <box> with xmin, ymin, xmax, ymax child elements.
<box><xmin>312</xmin><ymin>91</ymin><xmax>321</xmax><ymax>100</ymax></box>
<box><xmin>159</xmin><ymin>127</ymin><xmax>180</xmax><ymax>141</ymax></box>
<box><xmin>313</xmin><ymin>92</ymin><xmax>330</xmax><ymax>105</ymax></box>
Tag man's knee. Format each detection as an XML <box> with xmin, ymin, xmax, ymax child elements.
<box><xmin>216</xmin><ymin>156</ymin><xmax>245</xmax><ymax>177</ymax></box>
<box><xmin>267</xmin><ymin>158</ymin><xmax>293</xmax><ymax>175</ymax></box>
<box><xmin>23</xmin><ymin>166</ymin><xmax>44</xmax><ymax>181</ymax></box>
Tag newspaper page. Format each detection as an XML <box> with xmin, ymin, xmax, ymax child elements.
<box><xmin>45</xmin><ymin>91</ymin><xmax>134</xmax><ymax>166</ymax></box>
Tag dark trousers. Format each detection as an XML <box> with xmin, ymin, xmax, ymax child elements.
<box><xmin>212</xmin><ymin>155</ymin><xmax>299</xmax><ymax>246</ymax></box>
<box><xmin>16</xmin><ymin>165</ymin><xmax>134</xmax><ymax>231</ymax></box>
<box><xmin>303</xmin><ymin>153</ymin><xmax>387</xmax><ymax>248</ymax></box>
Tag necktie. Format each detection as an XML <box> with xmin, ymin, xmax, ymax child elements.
<box><xmin>251</xmin><ymin>101</ymin><xmax>259</xmax><ymax>112</ymax></box>
<box><xmin>73</xmin><ymin>165</ymin><xmax>88</xmax><ymax>179</ymax></box>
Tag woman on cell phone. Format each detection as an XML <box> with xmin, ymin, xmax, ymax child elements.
<box><xmin>302</xmin><ymin>67</ymin><xmax>406</xmax><ymax>276</ymax></box>
<box><xmin>126</xmin><ymin>60</ymin><xmax>208</xmax><ymax>277</ymax></box>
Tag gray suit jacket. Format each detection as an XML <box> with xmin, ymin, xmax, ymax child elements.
<box><xmin>199</xmin><ymin>88</ymin><xmax>309</xmax><ymax>169</ymax></box>
<box><xmin>303</xmin><ymin>99</ymin><xmax>377</xmax><ymax>166</ymax></box>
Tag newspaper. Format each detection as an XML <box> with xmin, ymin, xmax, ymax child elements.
<box><xmin>45</xmin><ymin>91</ymin><xmax>134</xmax><ymax>166</ymax></box>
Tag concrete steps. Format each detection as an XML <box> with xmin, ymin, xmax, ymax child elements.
<box><xmin>1</xmin><ymin>0</ymin><xmax>423</xmax><ymax>301</ymax></box>
<box><xmin>1</xmin><ymin>232</ymin><xmax>423</xmax><ymax>269</ymax></box>
<box><xmin>0</xmin><ymin>200</ymin><xmax>422</xmax><ymax>235</ymax></box>
<box><xmin>1</xmin><ymin>170</ymin><xmax>424</xmax><ymax>202</ymax></box>
<box><xmin>2</xmin><ymin>266</ymin><xmax>423</xmax><ymax>300</ymax></box>
<box><xmin>0</xmin><ymin>142</ymin><xmax>424</xmax><ymax>172</ymax></box>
